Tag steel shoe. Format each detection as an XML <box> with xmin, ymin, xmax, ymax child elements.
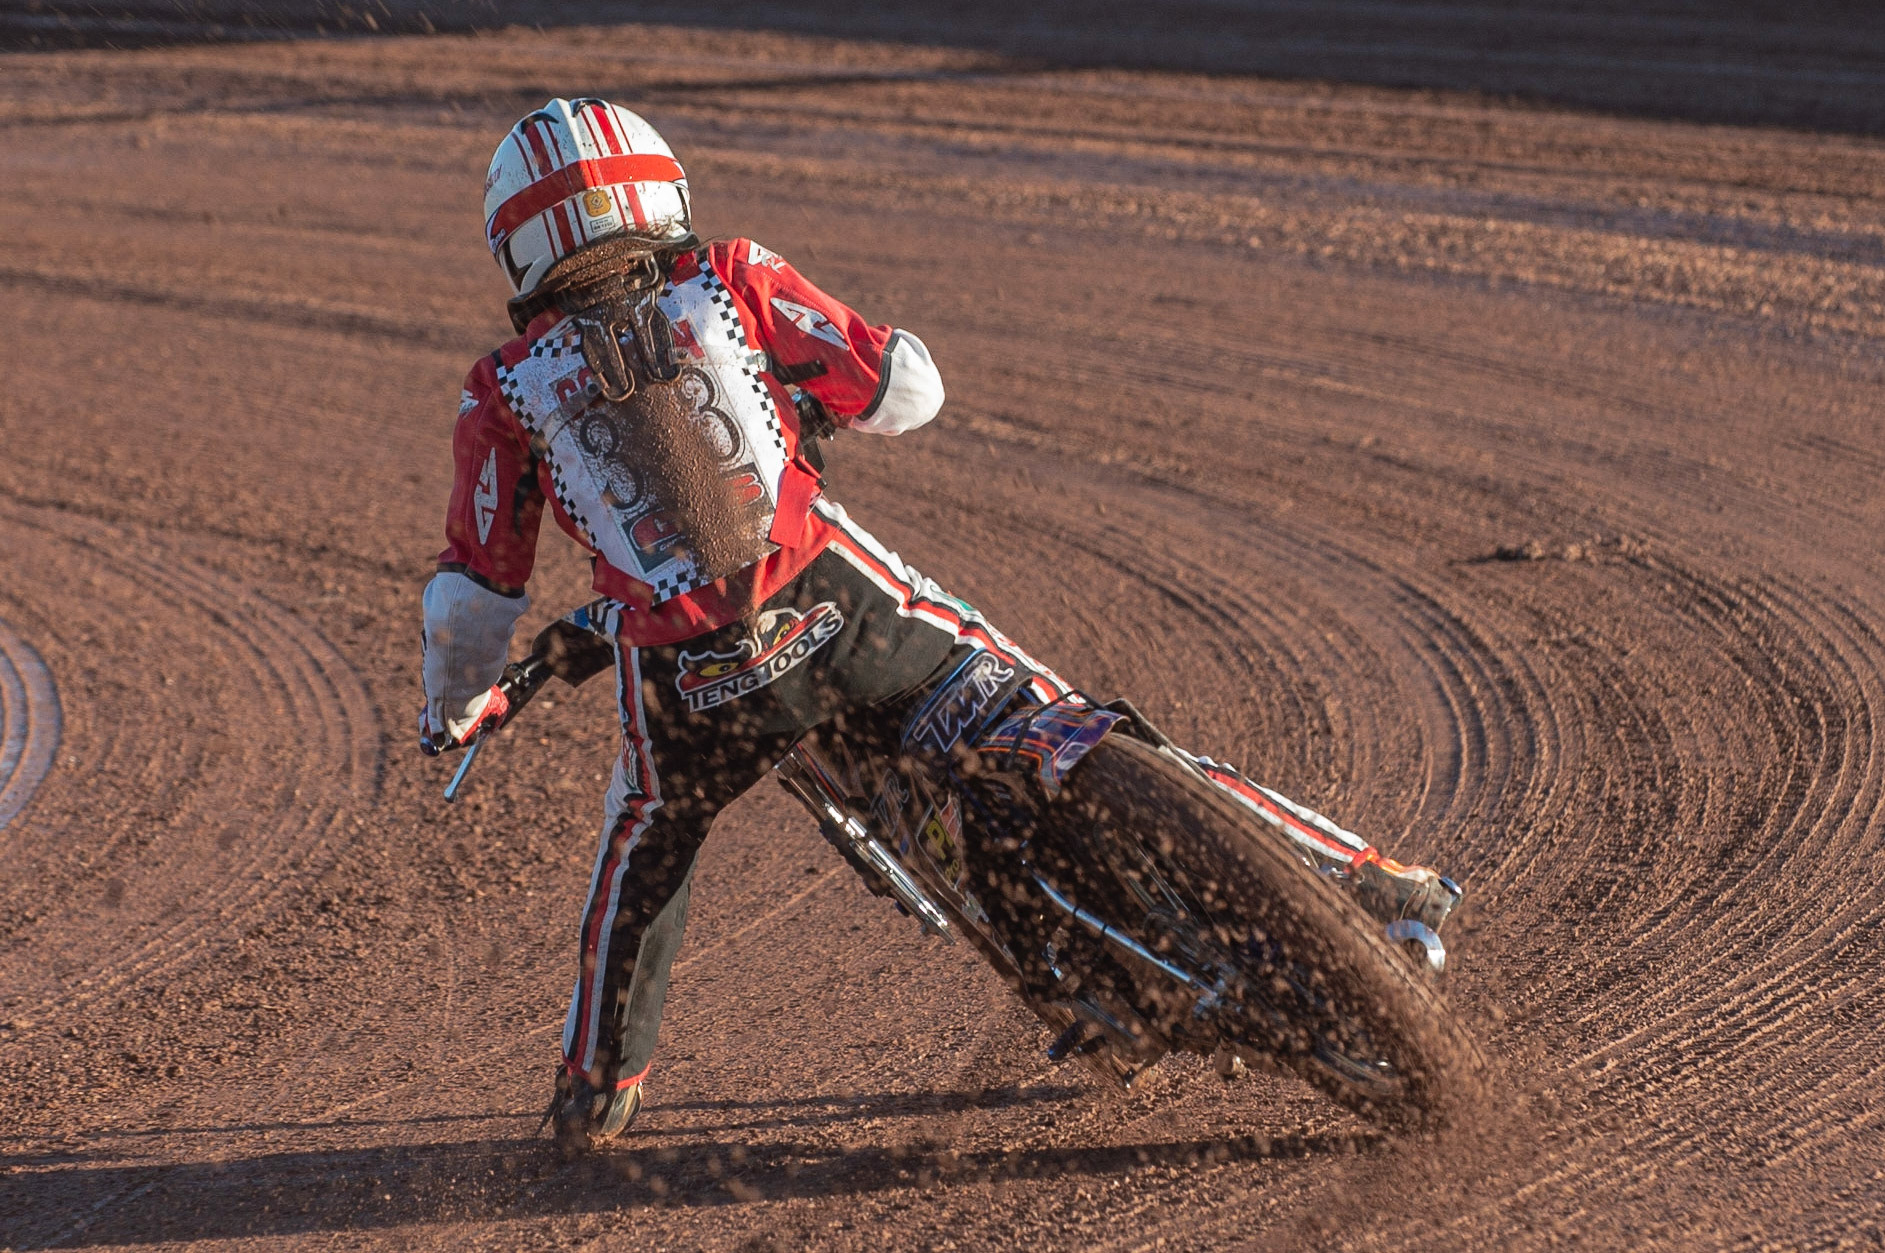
<box><xmin>544</xmin><ymin>1069</ymin><xmax>644</xmax><ymax>1155</ymax></box>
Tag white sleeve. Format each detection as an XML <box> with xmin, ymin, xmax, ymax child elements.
<box><xmin>853</xmin><ymin>330</ymin><xmax>943</xmax><ymax>435</ymax></box>
<box><xmin>422</xmin><ymin>571</ymin><xmax>529</xmax><ymax>731</ymax></box>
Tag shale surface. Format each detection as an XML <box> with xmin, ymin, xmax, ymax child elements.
<box><xmin>2</xmin><ymin>18</ymin><xmax>1883</xmax><ymax>1250</ymax></box>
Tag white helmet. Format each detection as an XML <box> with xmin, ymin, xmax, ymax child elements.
<box><xmin>483</xmin><ymin>98</ymin><xmax>691</xmax><ymax>300</ymax></box>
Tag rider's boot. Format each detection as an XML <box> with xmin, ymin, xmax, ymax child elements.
<box><xmin>1348</xmin><ymin>853</ymin><xmax>1462</xmax><ymax>932</ymax></box>
<box><xmin>545</xmin><ymin>1068</ymin><xmax>644</xmax><ymax>1155</ymax></box>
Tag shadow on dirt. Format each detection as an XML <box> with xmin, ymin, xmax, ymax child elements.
<box><xmin>6</xmin><ymin>1085</ymin><xmax>1375</xmax><ymax>1247</ymax></box>
<box><xmin>4</xmin><ymin>0</ymin><xmax>1884</xmax><ymax>135</ymax></box>
<box><xmin>0</xmin><ymin>1083</ymin><xmax>1089</xmax><ymax>1167</ymax></box>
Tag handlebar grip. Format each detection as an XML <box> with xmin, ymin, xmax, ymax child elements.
<box><xmin>495</xmin><ymin>654</ymin><xmax>555</xmax><ymax>723</ymax></box>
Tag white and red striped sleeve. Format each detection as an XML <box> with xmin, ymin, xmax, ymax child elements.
<box><xmin>709</xmin><ymin>239</ymin><xmax>944</xmax><ymax>435</ymax></box>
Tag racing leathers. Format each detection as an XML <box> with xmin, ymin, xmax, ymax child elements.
<box><xmin>423</xmin><ymin>237</ymin><xmax>1014</xmax><ymax>1093</ymax></box>
<box><xmin>423</xmin><ymin>237</ymin><xmax>946</xmax><ymax>733</ymax></box>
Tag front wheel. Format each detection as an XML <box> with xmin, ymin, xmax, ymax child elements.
<box><xmin>1046</xmin><ymin>735</ymin><xmax>1486</xmax><ymax>1130</ymax></box>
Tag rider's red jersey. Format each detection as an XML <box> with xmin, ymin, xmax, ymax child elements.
<box><xmin>439</xmin><ymin>239</ymin><xmax>903</xmax><ymax>647</ymax></box>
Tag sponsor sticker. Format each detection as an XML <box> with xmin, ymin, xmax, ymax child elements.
<box><xmin>907</xmin><ymin>651</ymin><xmax>1015</xmax><ymax>753</ymax></box>
<box><xmin>473</xmin><ymin>448</ymin><xmax>499</xmax><ymax>545</ymax></box>
<box><xmin>871</xmin><ymin>767</ymin><xmax>911</xmax><ymax>853</ymax></box>
<box><xmin>769</xmin><ymin>297</ymin><xmax>848</xmax><ymax>349</ymax></box>
<box><xmin>747</xmin><ymin>240</ymin><xmax>786</xmax><ymax>271</ymax></box>
<box><xmin>919</xmin><ymin>795</ymin><xmax>966</xmax><ymax>888</ymax></box>
<box><xmin>630</xmin><ymin>510</ymin><xmax>684</xmax><ymax>566</ymax></box>
<box><xmin>674</xmin><ymin>602</ymin><xmax>844</xmax><ymax>712</ymax></box>
<box><xmin>978</xmin><ymin>703</ymin><xmax>1123</xmax><ymax>797</ymax></box>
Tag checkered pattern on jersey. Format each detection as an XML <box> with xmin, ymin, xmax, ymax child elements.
<box><xmin>696</xmin><ymin>267</ymin><xmax>790</xmax><ymax>466</ymax></box>
<box><xmin>496</xmin><ymin>331</ymin><xmax>607</xmax><ymax>559</ymax></box>
<box><xmin>495</xmin><ymin>269</ymin><xmax>790</xmax><ymax>607</ymax></box>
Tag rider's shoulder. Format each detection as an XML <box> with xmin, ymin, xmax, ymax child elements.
<box><xmin>473</xmin><ymin>311</ymin><xmax>567</xmax><ymax>380</ymax></box>
<box><xmin>462</xmin><ymin>348</ymin><xmax>501</xmax><ymax>394</ymax></box>
<box><xmin>704</xmin><ymin>237</ymin><xmax>795</xmax><ymax>285</ymax></box>
<box><xmin>459</xmin><ymin>326</ymin><xmax>534</xmax><ymax>408</ymax></box>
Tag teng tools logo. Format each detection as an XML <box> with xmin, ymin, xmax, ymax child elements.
<box><xmin>674</xmin><ymin>602</ymin><xmax>845</xmax><ymax>712</ymax></box>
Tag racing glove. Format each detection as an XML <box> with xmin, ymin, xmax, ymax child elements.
<box><xmin>421</xmin><ymin>571</ymin><xmax>527</xmax><ymax>756</ymax></box>
<box><xmin>419</xmin><ymin>684</ymin><xmax>511</xmax><ymax>755</ymax></box>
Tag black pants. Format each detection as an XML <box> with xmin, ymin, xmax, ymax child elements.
<box><xmin>560</xmin><ymin>507</ymin><xmax>1070</xmax><ymax>1089</ymax></box>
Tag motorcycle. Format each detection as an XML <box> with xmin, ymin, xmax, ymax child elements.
<box><xmin>445</xmin><ymin>598</ymin><xmax>1482</xmax><ymax>1131</ymax></box>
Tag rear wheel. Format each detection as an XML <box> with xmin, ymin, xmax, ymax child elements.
<box><xmin>1046</xmin><ymin>735</ymin><xmax>1484</xmax><ymax>1129</ymax></box>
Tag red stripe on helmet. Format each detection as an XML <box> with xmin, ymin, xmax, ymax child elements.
<box><xmin>621</xmin><ymin>183</ymin><xmax>648</xmax><ymax>229</ymax></box>
<box><xmin>541</xmin><ymin>203</ymin><xmax>570</xmax><ymax>257</ymax></box>
<box><xmin>487</xmin><ymin>154</ymin><xmax>686</xmax><ymax>242</ymax></box>
<box><xmin>572</xmin><ymin>104</ymin><xmax>607</xmax><ymax>158</ymax></box>
<box><xmin>504</xmin><ymin>131</ymin><xmax>531</xmax><ymax>182</ymax></box>
<box><xmin>587</xmin><ymin>102</ymin><xmax>624</xmax><ymax>156</ymax></box>
<box><xmin>522</xmin><ymin>121</ymin><xmax>557</xmax><ymax>179</ymax></box>
<box><xmin>539</xmin><ymin>115</ymin><xmax>570</xmax><ymax>164</ymax></box>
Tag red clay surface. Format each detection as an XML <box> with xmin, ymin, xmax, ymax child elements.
<box><xmin>3</xmin><ymin>20</ymin><xmax>1884</xmax><ymax>1251</ymax></box>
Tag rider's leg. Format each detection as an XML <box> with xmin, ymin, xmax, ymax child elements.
<box><xmin>815</xmin><ymin>502</ymin><xmax>1074</xmax><ymax>708</ymax></box>
<box><xmin>607</xmin><ymin>862</ymin><xmax>693</xmax><ymax>1088</ymax></box>
<box><xmin>1176</xmin><ymin>757</ymin><xmax>1459</xmax><ymax>930</ymax></box>
<box><xmin>555</xmin><ymin>519</ymin><xmax>1039</xmax><ymax>1146</ymax></box>
<box><xmin>558</xmin><ymin>645</ymin><xmax>797</xmax><ymax>1110</ymax></box>
<box><xmin>820</xmin><ymin>502</ymin><xmax>1455</xmax><ymax>932</ymax></box>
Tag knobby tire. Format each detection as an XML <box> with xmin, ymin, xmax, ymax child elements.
<box><xmin>1057</xmin><ymin>735</ymin><xmax>1485</xmax><ymax>1130</ymax></box>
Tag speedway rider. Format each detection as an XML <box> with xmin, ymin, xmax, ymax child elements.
<box><xmin>422</xmin><ymin>99</ymin><xmax>1457</xmax><ymax>1152</ymax></box>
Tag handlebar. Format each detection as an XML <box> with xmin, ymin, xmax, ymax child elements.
<box><xmin>495</xmin><ymin>652</ymin><xmax>556</xmax><ymax>718</ymax></box>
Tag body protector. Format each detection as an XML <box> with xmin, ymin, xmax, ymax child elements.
<box><xmin>495</xmin><ymin>240</ymin><xmax>801</xmax><ymax>605</ymax></box>
<box><xmin>429</xmin><ymin>234</ymin><xmax>946</xmax><ymax>737</ymax></box>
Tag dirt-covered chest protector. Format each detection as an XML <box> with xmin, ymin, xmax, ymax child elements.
<box><xmin>495</xmin><ymin>263</ymin><xmax>790</xmax><ymax>604</ymax></box>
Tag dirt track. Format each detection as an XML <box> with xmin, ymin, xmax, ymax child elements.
<box><xmin>3</xmin><ymin>20</ymin><xmax>1885</xmax><ymax>1251</ymax></box>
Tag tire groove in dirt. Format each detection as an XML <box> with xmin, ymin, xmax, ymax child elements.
<box><xmin>1056</xmin><ymin>523</ymin><xmax>1548</xmax><ymax>1253</ymax></box>
<box><xmin>0</xmin><ymin>610</ymin><xmax>60</xmax><ymax>836</ymax></box>
<box><xmin>1043</xmin><ymin>480</ymin><xmax>1883</xmax><ymax>1248</ymax></box>
<box><xmin>1574</xmin><ymin>588</ymin><xmax>1879</xmax><ymax>1147</ymax></box>
<box><xmin>1353</xmin><ymin>556</ymin><xmax>1885</xmax><ymax>1247</ymax></box>
<box><xmin>937</xmin><ymin>259</ymin><xmax>1885</xmax><ymax>1245</ymax></box>
<box><xmin>0</xmin><ymin>504</ymin><xmax>378</xmax><ymax>1030</ymax></box>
